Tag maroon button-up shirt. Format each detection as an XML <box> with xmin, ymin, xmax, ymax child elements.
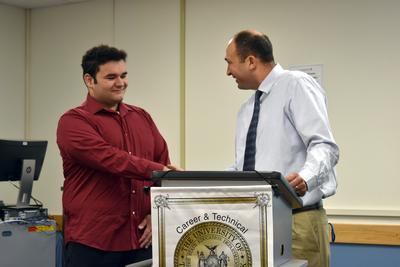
<box><xmin>56</xmin><ymin>95</ymin><xmax>170</xmax><ymax>251</ymax></box>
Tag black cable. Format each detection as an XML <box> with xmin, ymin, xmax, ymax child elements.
<box><xmin>253</xmin><ymin>170</ymin><xmax>280</xmax><ymax>197</ymax></box>
<box><xmin>328</xmin><ymin>222</ymin><xmax>336</xmax><ymax>243</ymax></box>
<box><xmin>151</xmin><ymin>169</ymin><xmax>175</xmax><ymax>187</ymax></box>
<box><xmin>157</xmin><ymin>169</ymin><xmax>174</xmax><ymax>179</ymax></box>
<box><xmin>8</xmin><ymin>181</ymin><xmax>43</xmax><ymax>206</ymax></box>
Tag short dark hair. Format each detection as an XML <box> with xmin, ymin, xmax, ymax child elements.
<box><xmin>233</xmin><ymin>30</ymin><xmax>274</xmax><ymax>63</ymax></box>
<box><xmin>81</xmin><ymin>45</ymin><xmax>127</xmax><ymax>80</ymax></box>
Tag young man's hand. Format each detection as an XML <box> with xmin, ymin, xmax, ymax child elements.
<box><xmin>138</xmin><ymin>214</ymin><xmax>152</xmax><ymax>248</ymax></box>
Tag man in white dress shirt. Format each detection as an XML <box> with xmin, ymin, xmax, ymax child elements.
<box><xmin>224</xmin><ymin>29</ymin><xmax>339</xmax><ymax>267</ymax></box>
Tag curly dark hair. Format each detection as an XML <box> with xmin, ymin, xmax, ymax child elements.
<box><xmin>81</xmin><ymin>45</ymin><xmax>127</xmax><ymax>82</ymax></box>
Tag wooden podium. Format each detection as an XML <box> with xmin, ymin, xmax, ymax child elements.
<box><xmin>150</xmin><ymin>171</ymin><xmax>307</xmax><ymax>267</ymax></box>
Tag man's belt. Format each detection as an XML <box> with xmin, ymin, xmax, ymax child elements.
<box><xmin>292</xmin><ymin>201</ymin><xmax>322</xmax><ymax>214</ymax></box>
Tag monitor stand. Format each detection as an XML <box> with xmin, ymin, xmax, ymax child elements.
<box><xmin>16</xmin><ymin>159</ymin><xmax>35</xmax><ymax>208</ymax></box>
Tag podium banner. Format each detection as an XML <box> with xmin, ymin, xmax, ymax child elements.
<box><xmin>151</xmin><ymin>185</ymin><xmax>274</xmax><ymax>267</ymax></box>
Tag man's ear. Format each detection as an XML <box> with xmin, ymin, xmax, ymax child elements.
<box><xmin>83</xmin><ymin>73</ymin><xmax>94</xmax><ymax>88</ymax></box>
<box><xmin>247</xmin><ymin>55</ymin><xmax>257</xmax><ymax>70</ymax></box>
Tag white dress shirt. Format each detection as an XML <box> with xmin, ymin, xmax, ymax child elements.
<box><xmin>231</xmin><ymin>64</ymin><xmax>339</xmax><ymax>206</ymax></box>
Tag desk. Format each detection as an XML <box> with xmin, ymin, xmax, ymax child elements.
<box><xmin>0</xmin><ymin>219</ymin><xmax>56</xmax><ymax>267</ymax></box>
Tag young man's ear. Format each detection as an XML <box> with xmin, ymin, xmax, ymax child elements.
<box><xmin>83</xmin><ymin>73</ymin><xmax>95</xmax><ymax>88</ymax></box>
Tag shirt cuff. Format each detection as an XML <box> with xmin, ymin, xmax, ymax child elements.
<box><xmin>299</xmin><ymin>169</ymin><xmax>317</xmax><ymax>192</ymax></box>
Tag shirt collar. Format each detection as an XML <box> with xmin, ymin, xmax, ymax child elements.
<box><xmin>258</xmin><ymin>63</ymin><xmax>285</xmax><ymax>95</ymax></box>
<box><xmin>83</xmin><ymin>94</ymin><xmax>133</xmax><ymax>116</ymax></box>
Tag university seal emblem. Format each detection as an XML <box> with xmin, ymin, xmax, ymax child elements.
<box><xmin>174</xmin><ymin>221</ymin><xmax>252</xmax><ymax>267</ymax></box>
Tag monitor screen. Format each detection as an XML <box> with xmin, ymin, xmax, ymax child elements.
<box><xmin>0</xmin><ymin>140</ymin><xmax>47</xmax><ymax>182</ymax></box>
<box><xmin>0</xmin><ymin>139</ymin><xmax>47</xmax><ymax>207</ymax></box>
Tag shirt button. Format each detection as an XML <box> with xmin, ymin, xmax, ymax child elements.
<box><xmin>132</xmin><ymin>211</ymin><xmax>136</xmax><ymax>215</ymax></box>
<box><xmin>128</xmin><ymin>151</ymin><xmax>132</xmax><ymax>155</ymax></box>
<box><xmin>132</xmin><ymin>190</ymin><xmax>136</xmax><ymax>194</ymax></box>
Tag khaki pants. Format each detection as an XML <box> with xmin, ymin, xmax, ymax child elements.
<box><xmin>292</xmin><ymin>208</ymin><xmax>330</xmax><ymax>267</ymax></box>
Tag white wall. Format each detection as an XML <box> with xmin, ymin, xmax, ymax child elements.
<box><xmin>114</xmin><ymin>0</ymin><xmax>181</xmax><ymax>165</ymax></box>
<box><xmin>0</xmin><ymin>3</ymin><xmax>26</xmax><ymax>204</ymax></box>
<box><xmin>185</xmin><ymin>0</ymin><xmax>400</xmax><ymax>221</ymax></box>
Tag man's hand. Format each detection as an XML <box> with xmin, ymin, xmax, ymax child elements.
<box><xmin>138</xmin><ymin>214</ymin><xmax>152</xmax><ymax>248</ymax></box>
<box><xmin>285</xmin><ymin>172</ymin><xmax>308</xmax><ymax>197</ymax></box>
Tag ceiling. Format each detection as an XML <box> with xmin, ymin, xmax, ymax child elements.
<box><xmin>0</xmin><ymin>0</ymin><xmax>92</xmax><ymax>9</ymax></box>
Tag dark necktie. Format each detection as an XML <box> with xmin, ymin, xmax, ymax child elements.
<box><xmin>243</xmin><ymin>90</ymin><xmax>263</xmax><ymax>171</ymax></box>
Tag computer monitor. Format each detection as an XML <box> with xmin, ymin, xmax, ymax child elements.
<box><xmin>0</xmin><ymin>139</ymin><xmax>47</xmax><ymax>208</ymax></box>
